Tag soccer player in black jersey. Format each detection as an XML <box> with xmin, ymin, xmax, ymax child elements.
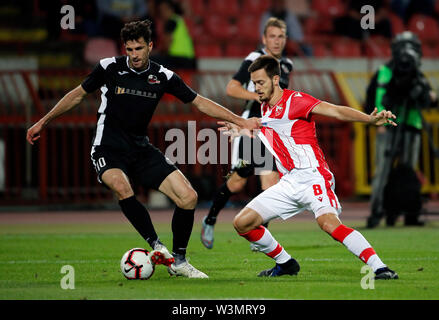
<box><xmin>26</xmin><ymin>20</ymin><xmax>260</xmax><ymax>278</ymax></box>
<box><xmin>201</xmin><ymin>18</ymin><xmax>293</xmax><ymax>250</ymax></box>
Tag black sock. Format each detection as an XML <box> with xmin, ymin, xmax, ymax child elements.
<box><xmin>205</xmin><ymin>182</ymin><xmax>233</xmax><ymax>225</ymax></box>
<box><xmin>119</xmin><ymin>196</ymin><xmax>158</xmax><ymax>248</ymax></box>
<box><xmin>172</xmin><ymin>206</ymin><xmax>195</xmax><ymax>257</ymax></box>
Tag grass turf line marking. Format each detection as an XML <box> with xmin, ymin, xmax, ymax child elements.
<box><xmin>0</xmin><ymin>259</ymin><xmax>117</xmax><ymax>264</ymax></box>
<box><xmin>1</xmin><ymin>257</ymin><xmax>437</xmax><ymax>265</ymax></box>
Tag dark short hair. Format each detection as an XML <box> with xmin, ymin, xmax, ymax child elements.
<box><xmin>248</xmin><ymin>55</ymin><xmax>281</xmax><ymax>78</ymax></box>
<box><xmin>120</xmin><ymin>20</ymin><xmax>152</xmax><ymax>43</ymax></box>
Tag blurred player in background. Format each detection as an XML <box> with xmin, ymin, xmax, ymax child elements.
<box><xmin>220</xmin><ymin>55</ymin><xmax>398</xmax><ymax>279</ymax></box>
<box><xmin>201</xmin><ymin>18</ymin><xmax>293</xmax><ymax>250</ymax></box>
<box><xmin>26</xmin><ymin>20</ymin><xmax>260</xmax><ymax>279</ymax></box>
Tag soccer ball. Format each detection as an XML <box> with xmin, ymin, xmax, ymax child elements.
<box><xmin>120</xmin><ymin>248</ymin><xmax>155</xmax><ymax>280</ymax></box>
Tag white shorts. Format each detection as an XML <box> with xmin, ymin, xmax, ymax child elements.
<box><xmin>246</xmin><ymin>167</ymin><xmax>342</xmax><ymax>222</ymax></box>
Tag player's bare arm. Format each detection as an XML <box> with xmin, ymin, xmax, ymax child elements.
<box><xmin>26</xmin><ymin>85</ymin><xmax>88</xmax><ymax>145</ymax></box>
<box><xmin>311</xmin><ymin>101</ymin><xmax>397</xmax><ymax>126</ymax></box>
<box><xmin>226</xmin><ymin>79</ymin><xmax>261</xmax><ymax>102</ymax></box>
<box><xmin>191</xmin><ymin>94</ymin><xmax>261</xmax><ymax>131</ymax></box>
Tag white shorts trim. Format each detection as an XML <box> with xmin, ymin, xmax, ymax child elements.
<box><xmin>246</xmin><ymin>167</ymin><xmax>342</xmax><ymax>222</ymax></box>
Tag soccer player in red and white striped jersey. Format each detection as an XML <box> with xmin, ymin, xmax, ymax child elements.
<box><xmin>220</xmin><ymin>55</ymin><xmax>399</xmax><ymax>279</ymax></box>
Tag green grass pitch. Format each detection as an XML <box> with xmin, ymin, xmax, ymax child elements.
<box><xmin>0</xmin><ymin>218</ymin><xmax>438</xmax><ymax>300</ymax></box>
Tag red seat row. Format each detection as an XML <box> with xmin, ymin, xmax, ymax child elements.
<box><xmin>188</xmin><ymin>0</ymin><xmax>270</xmax><ymax>17</ymax></box>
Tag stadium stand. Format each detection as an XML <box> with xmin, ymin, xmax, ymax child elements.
<box><xmin>311</xmin><ymin>0</ymin><xmax>346</xmax><ymax>18</ymax></box>
<box><xmin>408</xmin><ymin>14</ymin><xmax>439</xmax><ymax>42</ymax></box>
<box><xmin>187</xmin><ymin>0</ymin><xmax>206</xmax><ymax>17</ymax></box>
<box><xmin>207</xmin><ymin>0</ymin><xmax>240</xmax><ymax>17</ymax></box>
<box><xmin>364</xmin><ymin>36</ymin><xmax>392</xmax><ymax>58</ymax></box>
<box><xmin>194</xmin><ymin>42</ymin><xmax>222</xmax><ymax>57</ymax></box>
<box><xmin>84</xmin><ymin>37</ymin><xmax>119</xmax><ymax>65</ymax></box>
<box><xmin>1</xmin><ymin>0</ymin><xmax>438</xmax><ymax>207</ymax></box>
<box><xmin>2</xmin><ymin>0</ymin><xmax>437</xmax><ymax>60</ymax></box>
<box><xmin>332</xmin><ymin>38</ymin><xmax>362</xmax><ymax>57</ymax></box>
<box><xmin>388</xmin><ymin>12</ymin><xmax>406</xmax><ymax>35</ymax></box>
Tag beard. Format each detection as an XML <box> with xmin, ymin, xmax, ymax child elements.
<box><xmin>260</xmin><ymin>81</ymin><xmax>274</xmax><ymax>102</ymax></box>
<box><xmin>130</xmin><ymin>56</ymin><xmax>148</xmax><ymax>70</ymax></box>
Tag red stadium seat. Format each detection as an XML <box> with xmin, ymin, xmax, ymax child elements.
<box><xmin>236</xmin><ymin>15</ymin><xmax>262</xmax><ymax>42</ymax></box>
<box><xmin>310</xmin><ymin>41</ymin><xmax>332</xmax><ymax>57</ymax></box>
<box><xmin>242</xmin><ymin>0</ymin><xmax>270</xmax><ymax>14</ymax></box>
<box><xmin>84</xmin><ymin>38</ymin><xmax>119</xmax><ymax>65</ymax></box>
<box><xmin>332</xmin><ymin>38</ymin><xmax>362</xmax><ymax>57</ymax></box>
<box><xmin>224</xmin><ymin>43</ymin><xmax>247</xmax><ymax>57</ymax></box>
<box><xmin>422</xmin><ymin>44</ymin><xmax>437</xmax><ymax>58</ymax></box>
<box><xmin>224</xmin><ymin>42</ymin><xmax>258</xmax><ymax>57</ymax></box>
<box><xmin>312</xmin><ymin>0</ymin><xmax>346</xmax><ymax>17</ymax></box>
<box><xmin>207</xmin><ymin>0</ymin><xmax>240</xmax><ymax>17</ymax></box>
<box><xmin>194</xmin><ymin>43</ymin><xmax>223</xmax><ymax>57</ymax></box>
<box><xmin>304</xmin><ymin>17</ymin><xmax>333</xmax><ymax>36</ymax></box>
<box><xmin>408</xmin><ymin>14</ymin><xmax>439</xmax><ymax>42</ymax></box>
<box><xmin>364</xmin><ymin>36</ymin><xmax>391</xmax><ymax>58</ymax></box>
<box><xmin>204</xmin><ymin>15</ymin><xmax>237</xmax><ymax>40</ymax></box>
<box><xmin>388</xmin><ymin>13</ymin><xmax>406</xmax><ymax>36</ymax></box>
<box><xmin>185</xmin><ymin>18</ymin><xmax>210</xmax><ymax>43</ymax></box>
<box><xmin>187</xmin><ymin>0</ymin><xmax>205</xmax><ymax>17</ymax></box>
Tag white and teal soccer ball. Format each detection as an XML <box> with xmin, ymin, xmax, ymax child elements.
<box><xmin>120</xmin><ymin>248</ymin><xmax>155</xmax><ymax>280</ymax></box>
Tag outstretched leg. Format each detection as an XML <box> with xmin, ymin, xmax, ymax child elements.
<box><xmin>317</xmin><ymin>213</ymin><xmax>398</xmax><ymax>279</ymax></box>
<box><xmin>233</xmin><ymin>207</ymin><xmax>300</xmax><ymax>277</ymax></box>
<box><xmin>159</xmin><ymin>170</ymin><xmax>208</xmax><ymax>278</ymax></box>
<box><xmin>102</xmin><ymin>169</ymin><xmax>161</xmax><ymax>248</ymax></box>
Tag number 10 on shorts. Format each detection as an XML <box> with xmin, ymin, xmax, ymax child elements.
<box><xmin>96</xmin><ymin>157</ymin><xmax>106</xmax><ymax>171</ymax></box>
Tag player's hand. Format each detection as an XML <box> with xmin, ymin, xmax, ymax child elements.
<box><xmin>370</xmin><ymin>108</ymin><xmax>397</xmax><ymax>127</ymax></box>
<box><xmin>217</xmin><ymin>121</ymin><xmax>254</xmax><ymax>141</ymax></box>
<box><xmin>242</xmin><ymin>117</ymin><xmax>262</xmax><ymax>131</ymax></box>
<box><xmin>26</xmin><ymin>122</ymin><xmax>44</xmax><ymax>145</ymax></box>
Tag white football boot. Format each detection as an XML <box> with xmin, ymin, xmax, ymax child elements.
<box><xmin>168</xmin><ymin>260</ymin><xmax>209</xmax><ymax>278</ymax></box>
<box><xmin>149</xmin><ymin>243</ymin><xmax>175</xmax><ymax>267</ymax></box>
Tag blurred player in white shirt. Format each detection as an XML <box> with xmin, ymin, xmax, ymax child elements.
<box><xmin>219</xmin><ymin>55</ymin><xmax>399</xmax><ymax>279</ymax></box>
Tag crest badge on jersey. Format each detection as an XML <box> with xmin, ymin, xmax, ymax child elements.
<box><xmin>148</xmin><ymin>75</ymin><xmax>160</xmax><ymax>84</ymax></box>
<box><xmin>274</xmin><ymin>104</ymin><xmax>284</xmax><ymax>117</ymax></box>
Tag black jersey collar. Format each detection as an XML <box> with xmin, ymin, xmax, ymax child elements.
<box><xmin>126</xmin><ymin>56</ymin><xmax>151</xmax><ymax>74</ymax></box>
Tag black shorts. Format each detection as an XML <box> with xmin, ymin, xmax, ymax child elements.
<box><xmin>90</xmin><ymin>143</ymin><xmax>177</xmax><ymax>190</ymax></box>
<box><xmin>231</xmin><ymin>135</ymin><xmax>277</xmax><ymax>178</ymax></box>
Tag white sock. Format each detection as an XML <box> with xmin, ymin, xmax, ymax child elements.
<box><xmin>239</xmin><ymin>226</ymin><xmax>291</xmax><ymax>264</ymax></box>
<box><xmin>331</xmin><ymin>225</ymin><xmax>386</xmax><ymax>272</ymax></box>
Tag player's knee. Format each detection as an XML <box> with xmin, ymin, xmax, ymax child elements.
<box><xmin>233</xmin><ymin>209</ymin><xmax>257</xmax><ymax>234</ymax></box>
<box><xmin>317</xmin><ymin>213</ymin><xmax>341</xmax><ymax>234</ymax></box>
<box><xmin>110</xmin><ymin>179</ymin><xmax>134</xmax><ymax>200</ymax></box>
<box><xmin>318</xmin><ymin>220</ymin><xmax>331</xmax><ymax>234</ymax></box>
<box><xmin>176</xmin><ymin>187</ymin><xmax>198</xmax><ymax>209</ymax></box>
<box><xmin>233</xmin><ymin>214</ymin><xmax>246</xmax><ymax>234</ymax></box>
